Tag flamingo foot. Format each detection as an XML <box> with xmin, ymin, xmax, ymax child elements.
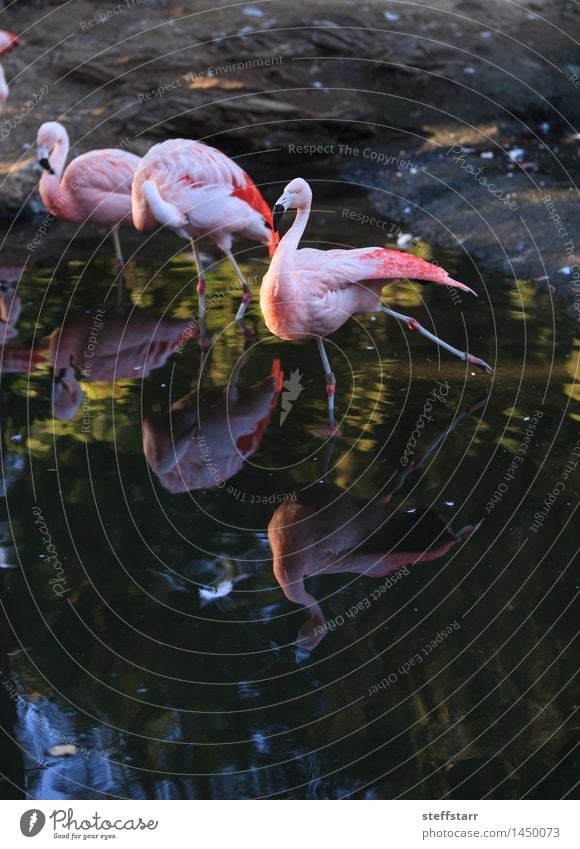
<box><xmin>467</xmin><ymin>354</ymin><xmax>493</xmax><ymax>374</ymax></box>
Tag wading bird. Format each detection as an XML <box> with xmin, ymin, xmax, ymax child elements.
<box><xmin>260</xmin><ymin>178</ymin><xmax>492</xmax><ymax>432</ymax></box>
<box><xmin>0</xmin><ymin>31</ymin><xmax>20</xmax><ymax>110</ymax></box>
<box><xmin>36</xmin><ymin>122</ymin><xmax>140</xmax><ymax>272</ymax></box>
<box><xmin>132</xmin><ymin>138</ymin><xmax>278</xmax><ymax>322</ymax></box>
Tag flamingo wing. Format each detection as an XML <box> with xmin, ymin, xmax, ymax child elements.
<box><xmin>294</xmin><ymin>247</ymin><xmax>473</xmax><ymax>294</ymax></box>
<box><xmin>63</xmin><ymin>149</ymin><xmax>140</xmax><ymax>196</ymax></box>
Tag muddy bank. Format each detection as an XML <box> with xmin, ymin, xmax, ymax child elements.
<box><xmin>0</xmin><ymin>0</ymin><xmax>579</xmax><ymax>309</ymax></box>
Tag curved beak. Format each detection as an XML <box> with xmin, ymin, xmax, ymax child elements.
<box><xmin>38</xmin><ymin>157</ymin><xmax>55</xmax><ymax>175</ymax></box>
<box><xmin>272</xmin><ymin>191</ymin><xmax>293</xmax><ymax>233</ymax></box>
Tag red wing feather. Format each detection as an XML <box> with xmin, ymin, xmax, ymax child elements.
<box><xmin>0</xmin><ymin>31</ymin><xmax>21</xmax><ymax>57</ymax></box>
<box><xmin>232</xmin><ymin>172</ymin><xmax>279</xmax><ymax>255</ymax></box>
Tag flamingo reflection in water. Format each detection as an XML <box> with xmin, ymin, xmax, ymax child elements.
<box><xmin>143</xmin><ymin>358</ymin><xmax>284</xmax><ymax>494</ymax></box>
<box><xmin>268</xmin><ymin>396</ymin><xmax>487</xmax><ymax>651</ymax></box>
<box><xmin>48</xmin><ymin>306</ymin><xmax>193</xmax><ymax>420</ymax></box>
<box><xmin>0</xmin><ymin>266</ymin><xmax>45</xmax><ymax>374</ymax></box>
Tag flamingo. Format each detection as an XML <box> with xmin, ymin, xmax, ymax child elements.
<box><xmin>35</xmin><ymin>121</ymin><xmax>140</xmax><ymax>274</ymax></box>
<box><xmin>0</xmin><ymin>31</ymin><xmax>20</xmax><ymax>110</ymax></box>
<box><xmin>260</xmin><ymin>178</ymin><xmax>492</xmax><ymax>432</ymax></box>
<box><xmin>131</xmin><ymin>138</ymin><xmax>278</xmax><ymax>323</ymax></box>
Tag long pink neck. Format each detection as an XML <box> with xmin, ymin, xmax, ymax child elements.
<box><xmin>269</xmin><ymin>199</ymin><xmax>311</xmax><ymax>279</ymax></box>
<box><xmin>39</xmin><ymin>132</ymin><xmax>70</xmax><ymax>213</ymax></box>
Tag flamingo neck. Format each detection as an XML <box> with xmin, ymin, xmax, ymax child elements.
<box><xmin>141</xmin><ymin>180</ymin><xmax>183</xmax><ymax>230</ymax></box>
<box><xmin>39</xmin><ymin>131</ymin><xmax>70</xmax><ymax>211</ymax></box>
<box><xmin>270</xmin><ymin>201</ymin><xmax>310</xmax><ymax>278</ymax></box>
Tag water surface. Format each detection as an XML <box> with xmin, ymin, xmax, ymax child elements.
<box><xmin>0</xmin><ymin>191</ymin><xmax>578</xmax><ymax>799</ymax></box>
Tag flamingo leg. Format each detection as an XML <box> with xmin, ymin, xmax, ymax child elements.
<box><xmin>191</xmin><ymin>239</ymin><xmax>207</xmax><ymax>321</ymax></box>
<box><xmin>224</xmin><ymin>249</ymin><xmax>253</xmax><ymax>322</ymax></box>
<box><xmin>380</xmin><ymin>305</ymin><xmax>492</xmax><ymax>374</ymax></box>
<box><xmin>316</xmin><ymin>336</ymin><xmax>337</xmax><ymax>433</ymax></box>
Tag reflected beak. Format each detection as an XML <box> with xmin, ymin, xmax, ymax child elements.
<box><xmin>38</xmin><ymin>157</ymin><xmax>55</xmax><ymax>175</ymax></box>
<box><xmin>272</xmin><ymin>192</ymin><xmax>293</xmax><ymax>233</ymax></box>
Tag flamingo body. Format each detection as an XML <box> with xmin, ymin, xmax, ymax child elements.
<box><xmin>132</xmin><ymin>138</ymin><xmax>276</xmax><ymax>253</ymax></box>
<box><xmin>36</xmin><ymin>122</ymin><xmax>139</xmax><ymax>228</ymax></box>
<box><xmin>262</xmin><ymin>245</ymin><xmax>469</xmax><ymax>341</ymax></box>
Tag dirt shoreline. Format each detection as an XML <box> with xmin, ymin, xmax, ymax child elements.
<box><xmin>1</xmin><ymin>0</ymin><xmax>579</xmax><ymax>313</ymax></box>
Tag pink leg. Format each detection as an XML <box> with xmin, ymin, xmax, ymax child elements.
<box><xmin>381</xmin><ymin>305</ymin><xmax>492</xmax><ymax>374</ymax></box>
<box><xmin>316</xmin><ymin>336</ymin><xmax>337</xmax><ymax>433</ymax></box>
<box><xmin>191</xmin><ymin>239</ymin><xmax>207</xmax><ymax>321</ymax></box>
<box><xmin>224</xmin><ymin>249</ymin><xmax>253</xmax><ymax>322</ymax></box>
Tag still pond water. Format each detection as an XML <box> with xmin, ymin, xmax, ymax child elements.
<box><xmin>0</xmin><ymin>188</ymin><xmax>578</xmax><ymax>799</ymax></box>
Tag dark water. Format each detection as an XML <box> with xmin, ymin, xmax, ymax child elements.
<box><xmin>0</xmin><ymin>195</ymin><xmax>578</xmax><ymax>800</ymax></box>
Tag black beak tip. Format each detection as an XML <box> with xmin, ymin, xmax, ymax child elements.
<box><xmin>39</xmin><ymin>158</ymin><xmax>55</xmax><ymax>175</ymax></box>
<box><xmin>272</xmin><ymin>203</ymin><xmax>284</xmax><ymax>234</ymax></box>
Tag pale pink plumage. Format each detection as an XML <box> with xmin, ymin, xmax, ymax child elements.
<box><xmin>37</xmin><ymin>122</ymin><xmax>139</xmax><ymax>228</ymax></box>
<box><xmin>132</xmin><ymin>138</ymin><xmax>277</xmax><ymax>322</ymax></box>
<box><xmin>261</xmin><ymin>178</ymin><xmax>491</xmax><ymax>432</ymax></box>
<box><xmin>0</xmin><ymin>30</ymin><xmax>21</xmax><ymax>109</ymax></box>
<box><xmin>132</xmin><ymin>138</ymin><xmax>277</xmax><ymax>252</ymax></box>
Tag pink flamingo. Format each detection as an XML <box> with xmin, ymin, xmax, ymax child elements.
<box><xmin>132</xmin><ymin>138</ymin><xmax>278</xmax><ymax>322</ymax></box>
<box><xmin>261</xmin><ymin>178</ymin><xmax>492</xmax><ymax>432</ymax></box>
<box><xmin>35</xmin><ymin>121</ymin><xmax>140</xmax><ymax>273</ymax></box>
<box><xmin>0</xmin><ymin>30</ymin><xmax>20</xmax><ymax>109</ymax></box>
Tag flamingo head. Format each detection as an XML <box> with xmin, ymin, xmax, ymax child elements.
<box><xmin>0</xmin><ymin>31</ymin><xmax>21</xmax><ymax>58</ymax></box>
<box><xmin>36</xmin><ymin>122</ymin><xmax>66</xmax><ymax>175</ymax></box>
<box><xmin>272</xmin><ymin>177</ymin><xmax>312</xmax><ymax>232</ymax></box>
